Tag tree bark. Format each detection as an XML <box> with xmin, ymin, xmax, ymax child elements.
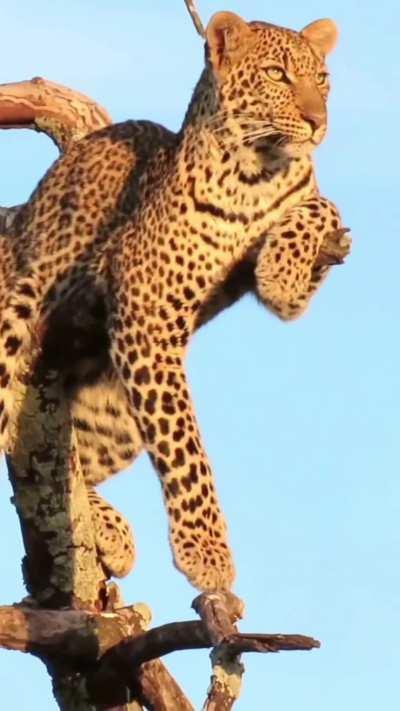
<box><xmin>0</xmin><ymin>78</ymin><xmax>111</xmax><ymax>151</ymax></box>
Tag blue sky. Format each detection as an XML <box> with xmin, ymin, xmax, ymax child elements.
<box><xmin>1</xmin><ymin>1</ymin><xmax>399</xmax><ymax>708</ymax></box>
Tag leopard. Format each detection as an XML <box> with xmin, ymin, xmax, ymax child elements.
<box><xmin>0</xmin><ymin>11</ymin><xmax>350</xmax><ymax>590</ymax></box>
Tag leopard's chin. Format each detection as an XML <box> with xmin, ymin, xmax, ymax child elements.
<box><xmin>283</xmin><ymin>140</ymin><xmax>318</xmax><ymax>158</ymax></box>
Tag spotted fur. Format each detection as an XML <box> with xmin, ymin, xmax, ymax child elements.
<box><xmin>0</xmin><ymin>12</ymin><xmax>349</xmax><ymax>590</ymax></box>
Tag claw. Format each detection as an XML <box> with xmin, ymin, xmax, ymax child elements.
<box><xmin>315</xmin><ymin>226</ymin><xmax>352</xmax><ymax>267</ymax></box>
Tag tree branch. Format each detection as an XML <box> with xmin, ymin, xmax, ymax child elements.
<box><xmin>0</xmin><ymin>602</ymin><xmax>319</xmax><ymax>662</ymax></box>
<box><xmin>0</xmin><ymin>78</ymin><xmax>111</xmax><ymax>151</ymax></box>
<box><xmin>0</xmin><ymin>600</ymin><xmax>319</xmax><ymax>710</ymax></box>
<box><xmin>184</xmin><ymin>1</ymin><xmax>205</xmax><ymax>38</ymax></box>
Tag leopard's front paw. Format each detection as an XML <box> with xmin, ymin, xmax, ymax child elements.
<box><xmin>171</xmin><ymin>527</ymin><xmax>235</xmax><ymax>591</ymax></box>
<box><xmin>315</xmin><ymin>227</ymin><xmax>352</xmax><ymax>267</ymax></box>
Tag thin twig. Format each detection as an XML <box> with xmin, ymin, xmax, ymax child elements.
<box><xmin>184</xmin><ymin>0</ymin><xmax>205</xmax><ymax>38</ymax></box>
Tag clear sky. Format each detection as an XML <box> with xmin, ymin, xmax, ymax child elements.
<box><xmin>0</xmin><ymin>1</ymin><xmax>399</xmax><ymax>709</ymax></box>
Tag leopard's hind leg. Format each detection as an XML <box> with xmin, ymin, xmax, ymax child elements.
<box><xmin>87</xmin><ymin>488</ymin><xmax>136</xmax><ymax>578</ymax></box>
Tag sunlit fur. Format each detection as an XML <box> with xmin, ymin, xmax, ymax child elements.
<box><xmin>0</xmin><ymin>14</ymin><xmax>347</xmax><ymax>590</ymax></box>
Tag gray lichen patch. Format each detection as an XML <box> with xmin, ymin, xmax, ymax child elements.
<box><xmin>8</xmin><ymin>369</ymin><xmax>107</xmax><ymax>608</ymax></box>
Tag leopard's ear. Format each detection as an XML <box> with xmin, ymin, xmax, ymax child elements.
<box><xmin>301</xmin><ymin>19</ymin><xmax>338</xmax><ymax>55</ymax></box>
<box><xmin>205</xmin><ymin>11</ymin><xmax>255</xmax><ymax>80</ymax></box>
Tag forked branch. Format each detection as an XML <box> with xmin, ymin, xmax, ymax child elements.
<box><xmin>0</xmin><ymin>596</ymin><xmax>319</xmax><ymax>711</ymax></box>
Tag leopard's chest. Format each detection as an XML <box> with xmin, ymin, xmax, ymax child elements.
<box><xmin>120</xmin><ymin>152</ymin><xmax>315</xmax><ymax>331</ymax></box>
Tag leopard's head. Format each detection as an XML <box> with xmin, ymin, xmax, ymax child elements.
<box><xmin>204</xmin><ymin>12</ymin><xmax>338</xmax><ymax>159</ymax></box>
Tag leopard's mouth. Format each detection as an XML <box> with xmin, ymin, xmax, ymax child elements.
<box><xmin>253</xmin><ymin>132</ymin><xmax>287</xmax><ymax>150</ymax></box>
<box><xmin>252</xmin><ymin>133</ymin><xmax>289</xmax><ymax>163</ymax></box>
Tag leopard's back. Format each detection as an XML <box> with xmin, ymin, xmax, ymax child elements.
<box><xmin>13</xmin><ymin>120</ymin><xmax>176</xmax><ymax>269</ymax></box>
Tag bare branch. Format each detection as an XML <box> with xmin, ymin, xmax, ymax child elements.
<box><xmin>133</xmin><ymin>661</ymin><xmax>195</xmax><ymax>711</ymax></box>
<box><xmin>0</xmin><ymin>78</ymin><xmax>111</xmax><ymax>151</ymax></box>
<box><xmin>203</xmin><ymin>647</ymin><xmax>244</xmax><ymax>711</ymax></box>
<box><xmin>0</xmin><ymin>78</ymin><xmax>113</xmax><ymax>234</ymax></box>
<box><xmin>184</xmin><ymin>0</ymin><xmax>206</xmax><ymax>38</ymax></box>
<box><xmin>0</xmin><ymin>602</ymin><xmax>319</xmax><ymax>670</ymax></box>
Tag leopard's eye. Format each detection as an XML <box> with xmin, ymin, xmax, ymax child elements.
<box><xmin>316</xmin><ymin>72</ymin><xmax>329</xmax><ymax>86</ymax></box>
<box><xmin>265</xmin><ymin>66</ymin><xmax>286</xmax><ymax>82</ymax></box>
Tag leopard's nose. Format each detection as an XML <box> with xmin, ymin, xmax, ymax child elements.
<box><xmin>302</xmin><ymin>110</ymin><xmax>326</xmax><ymax>132</ymax></box>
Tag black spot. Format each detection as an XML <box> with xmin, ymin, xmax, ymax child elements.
<box><xmin>173</xmin><ymin>428</ymin><xmax>185</xmax><ymax>442</ymax></box>
<box><xmin>132</xmin><ymin>388</ymin><xmax>142</xmax><ymax>409</ymax></box>
<box><xmin>18</xmin><ymin>282</ymin><xmax>35</xmax><ymax>298</ymax></box>
<box><xmin>189</xmin><ymin>463</ymin><xmax>199</xmax><ymax>483</ymax></box>
<box><xmin>122</xmin><ymin>363</ymin><xmax>130</xmax><ymax>381</ymax></box>
<box><xmin>156</xmin><ymin>456</ymin><xmax>169</xmax><ymax>476</ymax></box>
<box><xmin>186</xmin><ymin>438</ymin><xmax>198</xmax><ymax>456</ymax></box>
<box><xmin>147</xmin><ymin>423</ymin><xmax>156</xmax><ymax>442</ymax></box>
<box><xmin>173</xmin><ymin>448</ymin><xmax>185</xmax><ymax>467</ymax></box>
<box><xmin>158</xmin><ymin>417</ymin><xmax>169</xmax><ymax>435</ymax></box>
<box><xmin>134</xmin><ymin>365</ymin><xmax>150</xmax><ymax>385</ymax></box>
<box><xmin>183</xmin><ymin>286</ymin><xmax>195</xmax><ymax>301</ymax></box>
<box><xmin>201</xmin><ymin>483</ymin><xmax>209</xmax><ymax>497</ymax></box>
<box><xmin>14</xmin><ymin>304</ymin><xmax>31</xmax><ymax>319</ymax></box>
<box><xmin>0</xmin><ymin>374</ymin><xmax>10</xmax><ymax>388</ymax></box>
<box><xmin>182</xmin><ymin>475</ymin><xmax>192</xmax><ymax>493</ymax></box>
<box><xmin>161</xmin><ymin>391</ymin><xmax>175</xmax><ymax>415</ymax></box>
<box><xmin>169</xmin><ymin>478</ymin><xmax>181</xmax><ymax>496</ymax></box>
<box><xmin>189</xmin><ymin>497</ymin><xmax>199</xmax><ymax>514</ymax></box>
<box><xmin>145</xmin><ymin>389</ymin><xmax>157</xmax><ymax>415</ymax></box>
<box><xmin>158</xmin><ymin>440</ymin><xmax>170</xmax><ymax>457</ymax></box>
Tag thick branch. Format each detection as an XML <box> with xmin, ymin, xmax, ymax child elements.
<box><xmin>0</xmin><ymin>604</ymin><xmax>320</xmax><ymax>660</ymax></box>
<box><xmin>0</xmin><ymin>599</ymin><xmax>319</xmax><ymax>711</ymax></box>
<box><xmin>0</xmin><ymin>78</ymin><xmax>111</xmax><ymax>151</ymax></box>
<box><xmin>8</xmin><ymin>365</ymin><xmax>106</xmax><ymax>609</ymax></box>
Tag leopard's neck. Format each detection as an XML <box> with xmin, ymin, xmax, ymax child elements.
<box><xmin>140</xmin><ymin>122</ymin><xmax>316</xmax><ymax>255</ymax></box>
<box><xmin>120</xmin><ymin>76</ymin><xmax>318</xmax><ymax>323</ymax></box>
